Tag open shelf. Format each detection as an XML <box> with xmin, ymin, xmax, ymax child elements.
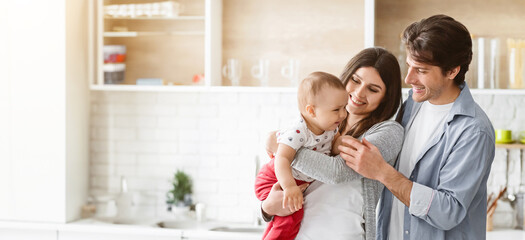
<box><xmin>103</xmin><ymin>31</ymin><xmax>205</xmax><ymax>37</ymax></box>
<box><xmin>496</xmin><ymin>143</ymin><xmax>525</xmax><ymax>149</ymax></box>
<box><xmin>104</xmin><ymin>16</ymin><xmax>205</xmax><ymax>20</ymax></box>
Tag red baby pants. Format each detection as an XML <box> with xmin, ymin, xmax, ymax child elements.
<box><xmin>254</xmin><ymin>159</ymin><xmax>307</xmax><ymax>240</ymax></box>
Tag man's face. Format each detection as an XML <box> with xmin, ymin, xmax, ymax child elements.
<box><xmin>404</xmin><ymin>54</ymin><xmax>457</xmax><ymax>105</ymax></box>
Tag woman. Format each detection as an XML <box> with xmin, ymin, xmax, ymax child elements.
<box><xmin>262</xmin><ymin>47</ymin><xmax>404</xmax><ymax>240</ymax></box>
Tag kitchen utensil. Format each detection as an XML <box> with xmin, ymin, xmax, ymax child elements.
<box><xmin>488</xmin><ymin>187</ymin><xmax>506</xmax><ymax>214</ymax></box>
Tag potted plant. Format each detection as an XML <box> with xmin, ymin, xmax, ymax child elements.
<box><xmin>166</xmin><ymin>170</ymin><xmax>193</xmax><ymax>212</ymax></box>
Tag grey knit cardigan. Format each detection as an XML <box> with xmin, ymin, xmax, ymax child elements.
<box><xmin>292</xmin><ymin>120</ymin><xmax>404</xmax><ymax>240</ymax></box>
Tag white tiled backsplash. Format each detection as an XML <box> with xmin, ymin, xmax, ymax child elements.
<box><xmin>90</xmin><ymin>90</ymin><xmax>525</xmax><ymax>223</ymax></box>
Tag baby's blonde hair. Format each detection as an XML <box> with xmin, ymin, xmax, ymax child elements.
<box><xmin>297</xmin><ymin>72</ymin><xmax>345</xmax><ymax>112</ymax></box>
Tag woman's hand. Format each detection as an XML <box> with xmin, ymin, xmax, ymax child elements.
<box><xmin>338</xmin><ymin>137</ymin><xmax>388</xmax><ymax>181</ymax></box>
<box><xmin>262</xmin><ymin>182</ymin><xmax>309</xmax><ymax>217</ymax></box>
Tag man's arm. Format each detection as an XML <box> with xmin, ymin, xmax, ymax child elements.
<box><xmin>339</xmin><ymin>137</ymin><xmax>412</xmax><ymax>206</ymax></box>
<box><xmin>342</xmin><ymin>130</ymin><xmax>495</xmax><ymax>230</ymax></box>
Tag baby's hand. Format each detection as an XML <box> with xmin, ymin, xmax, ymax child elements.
<box><xmin>283</xmin><ymin>185</ymin><xmax>303</xmax><ymax>212</ymax></box>
<box><xmin>332</xmin><ymin>136</ymin><xmax>344</xmax><ymax>155</ymax></box>
<box><xmin>333</xmin><ymin>135</ymin><xmax>357</xmax><ymax>155</ymax></box>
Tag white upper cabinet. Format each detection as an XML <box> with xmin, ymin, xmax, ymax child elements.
<box><xmin>0</xmin><ymin>0</ymin><xmax>89</xmax><ymax>223</ymax></box>
<box><xmin>91</xmin><ymin>0</ymin><xmax>222</xmax><ymax>89</ymax></box>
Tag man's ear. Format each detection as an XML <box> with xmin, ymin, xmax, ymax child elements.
<box><xmin>447</xmin><ymin>66</ymin><xmax>460</xmax><ymax>81</ymax></box>
<box><xmin>305</xmin><ymin>105</ymin><xmax>316</xmax><ymax>117</ymax></box>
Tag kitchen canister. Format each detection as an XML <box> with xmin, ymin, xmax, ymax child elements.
<box><xmin>469</xmin><ymin>37</ymin><xmax>500</xmax><ymax>89</ymax></box>
<box><xmin>104</xmin><ymin>63</ymin><xmax>126</xmax><ymax>84</ymax></box>
<box><xmin>507</xmin><ymin>38</ymin><xmax>525</xmax><ymax>89</ymax></box>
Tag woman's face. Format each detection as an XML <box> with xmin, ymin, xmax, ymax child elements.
<box><xmin>345</xmin><ymin>66</ymin><xmax>386</xmax><ymax>118</ymax></box>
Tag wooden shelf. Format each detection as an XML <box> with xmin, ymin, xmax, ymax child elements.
<box><xmin>402</xmin><ymin>88</ymin><xmax>525</xmax><ymax>95</ymax></box>
<box><xmin>496</xmin><ymin>143</ymin><xmax>525</xmax><ymax>149</ymax></box>
<box><xmin>103</xmin><ymin>31</ymin><xmax>204</xmax><ymax>37</ymax></box>
<box><xmin>104</xmin><ymin>16</ymin><xmax>205</xmax><ymax>20</ymax></box>
<box><xmin>90</xmin><ymin>84</ymin><xmax>297</xmax><ymax>93</ymax></box>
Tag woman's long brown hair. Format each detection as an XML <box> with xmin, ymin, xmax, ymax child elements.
<box><xmin>338</xmin><ymin>48</ymin><xmax>402</xmax><ymax>138</ymax></box>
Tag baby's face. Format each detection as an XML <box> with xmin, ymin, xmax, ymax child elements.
<box><xmin>311</xmin><ymin>87</ymin><xmax>348</xmax><ymax>132</ymax></box>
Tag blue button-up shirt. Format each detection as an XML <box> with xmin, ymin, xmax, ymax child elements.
<box><xmin>377</xmin><ymin>83</ymin><xmax>495</xmax><ymax>240</ymax></box>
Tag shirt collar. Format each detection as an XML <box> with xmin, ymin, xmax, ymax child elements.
<box><xmin>446</xmin><ymin>82</ymin><xmax>476</xmax><ymax>122</ymax></box>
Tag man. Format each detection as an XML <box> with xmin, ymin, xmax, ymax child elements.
<box><xmin>340</xmin><ymin>15</ymin><xmax>495</xmax><ymax>239</ymax></box>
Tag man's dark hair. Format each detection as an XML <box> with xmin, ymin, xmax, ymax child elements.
<box><xmin>403</xmin><ymin>14</ymin><xmax>472</xmax><ymax>85</ymax></box>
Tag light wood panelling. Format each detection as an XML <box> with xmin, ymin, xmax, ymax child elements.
<box><xmin>105</xmin><ymin>35</ymin><xmax>204</xmax><ymax>85</ymax></box>
<box><xmin>222</xmin><ymin>0</ymin><xmax>365</xmax><ymax>87</ymax></box>
<box><xmin>375</xmin><ymin>0</ymin><xmax>525</xmax><ymax>88</ymax></box>
<box><xmin>103</xmin><ymin>0</ymin><xmax>205</xmax><ymax>85</ymax></box>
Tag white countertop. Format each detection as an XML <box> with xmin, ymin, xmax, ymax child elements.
<box><xmin>0</xmin><ymin>217</ymin><xmax>264</xmax><ymax>240</ymax></box>
<box><xmin>487</xmin><ymin>228</ymin><xmax>525</xmax><ymax>239</ymax></box>
<box><xmin>1</xmin><ymin>218</ymin><xmax>524</xmax><ymax>239</ymax></box>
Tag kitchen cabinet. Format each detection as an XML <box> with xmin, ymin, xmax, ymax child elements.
<box><xmin>0</xmin><ymin>0</ymin><xmax>89</xmax><ymax>222</ymax></box>
<box><xmin>89</xmin><ymin>0</ymin><xmax>525</xmax><ymax>92</ymax></box>
<box><xmin>91</xmin><ymin>0</ymin><xmax>222</xmax><ymax>88</ymax></box>
<box><xmin>0</xmin><ymin>228</ymin><xmax>57</xmax><ymax>240</ymax></box>
<box><xmin>59</xmin><ymin>231</ymin><xmax>177</xmax><ymax>240</ymax></box>
<box><xmin>91</xmin><ymin>0</ymin><xmax>367</xmax><ymax>90</ymax></box>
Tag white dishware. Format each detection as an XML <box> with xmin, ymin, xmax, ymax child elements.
<box><xmin>223</xmin><ymin>58</ymin><xmax>242</xmax><ymax>86</ymax></box>
<box><xmin>251</xmin><ymin>59</ymin><xmax>270</xmax><ymax>87</ymax></box>
<box><xmin>281</xmin><ymin>59</ymin><xmax>301</xmax><ymax>86</ymax></box>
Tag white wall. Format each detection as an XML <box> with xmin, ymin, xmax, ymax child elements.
<box><xmin>89</xmin><ymin>90</ymin><xmax>525</xmax><ymax>223</ymax></box>
<box><xmin>89</xmin><ymin>90</ymin><xmax>298</xmax><ymax>222</ymax></box>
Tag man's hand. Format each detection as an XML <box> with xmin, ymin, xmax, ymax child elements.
<box><xmin>262</xmin><ymin>182</ymin><xmax>309</xmax><ymax>217</ymax></box>
<box><xmin>338</xmin><ymin>137</ymin><xmax>387</xmax><ymax>180</ymax></box>
<box><xmin>339</xmin><ymin>137</ymin><xmax>413</xmax><ymax>206</ymax></box>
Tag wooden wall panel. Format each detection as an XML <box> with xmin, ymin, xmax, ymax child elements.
<box><xmin>375</xmin><ymin>0</ymin><xmax>525</xmax><ymax>88</ymax></box>
<box><xmin>222</xmin><ymin>0</ymin><xmax>365</xmax><ymax>87</ymax></box>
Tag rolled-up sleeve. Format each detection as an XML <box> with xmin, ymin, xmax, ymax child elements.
<box><xmin>413</xmin><ymin>129</ymin><xmax>494</xmax><ymax>230</ymax></box>
<box><xmin>409</xmin><ymin>183</ymin><xmax>435</xmax><ymax>217</ymax></box>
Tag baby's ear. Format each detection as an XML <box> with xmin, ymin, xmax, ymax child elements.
<box><xmin>305</xmin><ymin>105</ymin><xmax>316</xmax><ymax>117</ymax></box>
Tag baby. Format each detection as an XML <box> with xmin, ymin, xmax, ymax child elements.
<box><xmin>254</xmin><ymin>71</ymin><xmax>348</xmax><ymax>240</ymax></box>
